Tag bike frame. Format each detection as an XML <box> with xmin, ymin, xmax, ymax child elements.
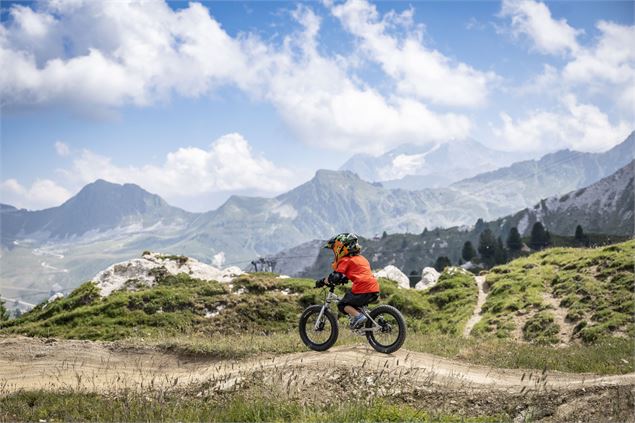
<box><xmin>314</xmin><ymin>285</ymin><xmax>381</xmax><ymax>333</ymax></box>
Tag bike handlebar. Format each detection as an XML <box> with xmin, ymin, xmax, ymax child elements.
<box><xmin>315</xmin><ymin>278</ymin><xmax>343</xmax><ymax>291</ymax></box>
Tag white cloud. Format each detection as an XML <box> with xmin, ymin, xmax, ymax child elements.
<box><xmin>0</xmin><ymin>1</ymin><xmax>251</xmax><ymax>109</ymax></box>
<box><xmin>492</xmin><ymin>94</ymin><xmax>632</xmax><ymax>152</ymax></box>
<box><xmin>58</xmin><ymin>133</ymin><xmax>294</xmax><ymax>205</ymax></box>
<box><xmin>1</xmin><ymin>1</ymin><xmax>473</xmax><ymax>155</ymax></box>
<box><xmin>500</xmin><ymin>1</ymin><xmax>634</xmax><ymax>123</ymax></box>
<box><xmin>516</xmin><ymin>64</ymin><xmax>560</xmax><ymax>95</ymax></box>
<box><xmin>563</xmin><ymin>21</ymin><xmax>635</xmax><ymax>113</ymax></box>
<box><xmin>54</xmin><ymin>141</ymin><xmax>70</xmax><ymax>156</ymax></box>
<box><xmin>0</xmin><ymin>178</ymin><xmax>72</xmax><ymax>210</ymax></box>
<box><xmin>330</xmin><ymin>0</ymin><xmax>495</xmax><ymax>107</ymax></box>
<box><xmin>2</xmin><ymin>133</ymin><xmax>296</xmax><ymax>211</ymax></box>
<box><xmin>500</xmin><ymin>0</ymin><xmax>581</xmax><ymax>56</ymax></box>
<box><xmin>254</xmin><ymin>6</ymin><xmax>472</xmax><ymax>154</ymax></box>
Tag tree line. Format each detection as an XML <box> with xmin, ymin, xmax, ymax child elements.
<box><xmin>434</xmin><ymin>223</ymin><xmax>590</xmax><ymax>272</ymax></box>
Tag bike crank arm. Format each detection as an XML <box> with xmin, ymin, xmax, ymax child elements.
<box><xmin>362</xmin><ymin>312</ymin><xmax>380</xmax><ymax>328</ymax></box>
<box><xmin>353</xmin><ymin>325</ymin><xmax>381</xmax><ymax>334</ymax></box>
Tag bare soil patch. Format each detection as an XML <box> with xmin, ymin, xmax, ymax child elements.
<box><xmin>541</xmin><ymin>291</ymin><xmax>577</xmax><ymax>346</ymax></box>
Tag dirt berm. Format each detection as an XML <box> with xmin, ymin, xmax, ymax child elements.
<box><xmin>1</xmin><ymin>336</ymin><xmax>633</xmax><ymax>422</ymax></box>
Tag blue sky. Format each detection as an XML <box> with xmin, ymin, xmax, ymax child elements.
<box><xmin>1</xmin><ymin>0</ymin><xmax>633</xmax><ymax>211</ymax></box>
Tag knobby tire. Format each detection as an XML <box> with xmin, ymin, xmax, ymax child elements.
<box><xmin>365</xmin><ymin>304</ymin><xmax>406</xmax><ymax>354</ymax></box>
<box><xmin>299</xmin><ymin>305</ymin><xmax>339</xmax><ymax>351</ymax></box>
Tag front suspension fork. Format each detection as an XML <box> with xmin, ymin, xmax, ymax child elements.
<box><xmin>313</xmin><ymin>304</ymin><xmax>328</xmax><ymax>331</ymax></box>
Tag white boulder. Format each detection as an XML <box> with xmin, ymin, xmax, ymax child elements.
<box><xmin>415</xmin><ymin>267</ymin><xmax>440</xmax><ymax>290</ymax></box>
<box><xmin>374</xmin><ymin>265</ymin><xmax>410</xmax><ymax>289</ymax></box>
<box><xmin>93</xmin><ymin>252</ymin><xmax>244</xmax><ymax>297</ymax></box>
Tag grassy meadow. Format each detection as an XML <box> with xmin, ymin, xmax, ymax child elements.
<box><xmin>1</xmin><ymin>241</ymin><xmax>634</xmax><ymax>422</ymax></box>
<box><xmin>2</xmin><ymin>241</ymin><xmax>634</xmax><ymax>375</ymax></box>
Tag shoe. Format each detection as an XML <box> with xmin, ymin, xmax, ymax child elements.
<box><xmin>350</xmin><ymin>314</ymin><xmax>367</xmax><ymax>329</ymax></box>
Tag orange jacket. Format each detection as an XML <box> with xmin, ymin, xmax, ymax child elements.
<box><xmin>333</xmin><ymin>255</ymin><xmax>380</xmax><ymax>294</ymax></box>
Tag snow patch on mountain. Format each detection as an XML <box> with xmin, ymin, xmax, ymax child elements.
<box><xmin>93</xmin><ymin>252</ymin><xmax>244</xmax><ymax>297</ymax></box>
<box><xmin>378</xmin><ymin>151</ymin><xmax>429</xmax><ymax>180</ymax></box>
<box><xmin>373</xmin><ymin>265</ymin><xmax>410</xmax><ymax>289</ymax></box>
<box><xmin>517</xmin><ymin>213</ymin><xmax>529</xmax><ymax>235</ymax></box>
<box><xmin>272</xmin><ymin>202</ymin><xmax>298</xmax><ymax>219</ymax></box>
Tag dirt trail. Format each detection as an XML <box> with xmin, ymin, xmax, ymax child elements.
<box><xmin>1</xmin><ymin>336</ymin><xmax>633</xmax><ymax>395</ymax></box>
<box><xmin>463</xmin><ymin>275</ymin><xmax>488</xmax><ymax>337</ymax></box>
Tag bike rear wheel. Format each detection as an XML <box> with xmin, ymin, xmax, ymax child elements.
<box><xmin>365</xmin><ymin>305</ymin><xmax>406</xmax><ymax>354</ymax></box>
<box><xmin>299</xmin><ymin>305</ymin><xmax>339</xmax><ymax>351</ymax></box>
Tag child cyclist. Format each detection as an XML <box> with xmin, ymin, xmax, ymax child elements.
<box><xmin>316</xmin><ymin>233</ymin><xmax>380</xmax><ymax>329</ymax></box>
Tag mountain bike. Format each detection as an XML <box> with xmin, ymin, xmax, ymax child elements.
<box><xmin>298</xmin><ymin>281</ymin><xmax>406</xmax><ymax>354</ymax></box>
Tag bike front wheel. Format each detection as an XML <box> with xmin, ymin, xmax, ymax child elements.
<box><xmin>365</xmin><ymin>305</ymin><xmax>406</xmax><ymax>354</ymax></box>
<box><xmin>299</xmin><ymin>305</ymin><xmax>339</xmax><ymax>351</ymax></box>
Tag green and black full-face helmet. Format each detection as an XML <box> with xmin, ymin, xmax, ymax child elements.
<box><xmin>324</xmin><ymin>232</ymin><xmax>361</xmax><ymax>260</ymax></box>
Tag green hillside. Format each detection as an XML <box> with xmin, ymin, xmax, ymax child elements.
<box><xmin>2</xmin><ymin>241</ymin><xmax>633</xmax><ymax>375</ymax></box>
<box><xmin>474</xmin><ymin>240</ymin><xmax>635</xmax><ymax>344</ymax></box>
<box><xmin>300</xmin><ymin>229</ymin><xmax>629</xmax><ymax>282</ymax></box>
<box><xmin>0</xmin><ymin>270</ymin><xmax>476</xmax><ymax>341</ymax></box>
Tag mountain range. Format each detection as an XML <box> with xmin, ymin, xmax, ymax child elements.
<box><xmin>1</xmin><ymin>133</ymin><xmax>633</xmax><ymax>305</ymax></box>
<box><xmin>507</xmin><ymin>161</ymin><xmax>634</xmax><ymax>237</ymax></box>
<box><xmin>290</xmin><ymin>160</ymin><xmax>634</xmax><ymax>279</ymax></box>
<box><xmin>0</xmin><ymin>180</ymin><xmax>193</xmax><ymax>243</ymax></box>
<box><xmin>448</xmin><ymin>132</ymin><xmax>634</xmax><ymax>214</ymax></box>
<box><xmin>339</xmin><ymin>138</ymin><xmax>525</xmax><ymax>188</ymax></box>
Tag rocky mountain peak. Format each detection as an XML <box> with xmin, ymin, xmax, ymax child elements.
<box><xmin>0</xmin><ymin>204</ymin><xmax>18</xmax><ymax>212</ymax></box>
<box><xmin>313</xmin><ymin>169</ymin><xmax>361</xmax><ymax>182</ymax></box>
<box><xmin>68</xmin><ymin>179</ymin><xmax>165</xmax><ymax>208</ymax></box>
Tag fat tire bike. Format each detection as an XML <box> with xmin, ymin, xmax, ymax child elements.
<box><xmin>298</xmin><ymin>282</ymin><xmax>406</xmax><ymax>354</ymax></box>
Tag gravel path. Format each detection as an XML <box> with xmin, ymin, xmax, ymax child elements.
<box><xmin>463</xmin><ymin>275</ymin><xmax>488</xmax><ymax>337</ymax></box>
<box><xmin>1</xmin><ymin>335</ymin><xmax>633</xmax><ymax>395</ymax></box>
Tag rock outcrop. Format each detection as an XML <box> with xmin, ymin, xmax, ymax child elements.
<box><xmin>415</xmin><ymin>267</ymin><xmax>440</xmax><ymax>290</ymax></box>
<box><xmin>374</xmin><ymin>265</ymin><xmax>410</xmax><ymax>289</ymax></box>
<box><xmin>93</xmin><ymin>252</ymin><xmax>244</xmax><ymax>296</ymax></box>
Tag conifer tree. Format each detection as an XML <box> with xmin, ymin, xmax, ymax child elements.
<box><xmin>529</xmin><ymin>222</ymin><xmax>548</xmax><ymax>250</ymax></box>
<box><xmin>574</xmin><ymin>225</ymin><xmax>589</xmax><ymax>246</ymax></box>
<box><xmin>462</xmin><ymin>241</ymin><xmax>476</xmax><ymax>262</ymax></box>
<box><xmin>506</xmin><ymin>227</ymin><xmax>523</xmax><ymax>251</ymax></box>
<box><xmin>574</xmin><ymin>225</ymin><xmax>584</xmax><ymax>240</ymax></box>
<box><xmin>478</xmin><ymin>229</ymin><xmax>497</xmax><ymax>267</ymax></box>
<box><xmin>495</xmin><ymin>237</ymin><xmax>508</xmax><ymax>265</ymax></box>
<box><xmin>434</xmin><ymin>256</ymin><xmax>451</xmax><ymax>272</ymax></box>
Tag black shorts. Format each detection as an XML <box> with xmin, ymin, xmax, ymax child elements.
<box><xmin>337</xmin><ymin>291</ymin><xmax>379</xmax><ymax>314</ymax></box>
